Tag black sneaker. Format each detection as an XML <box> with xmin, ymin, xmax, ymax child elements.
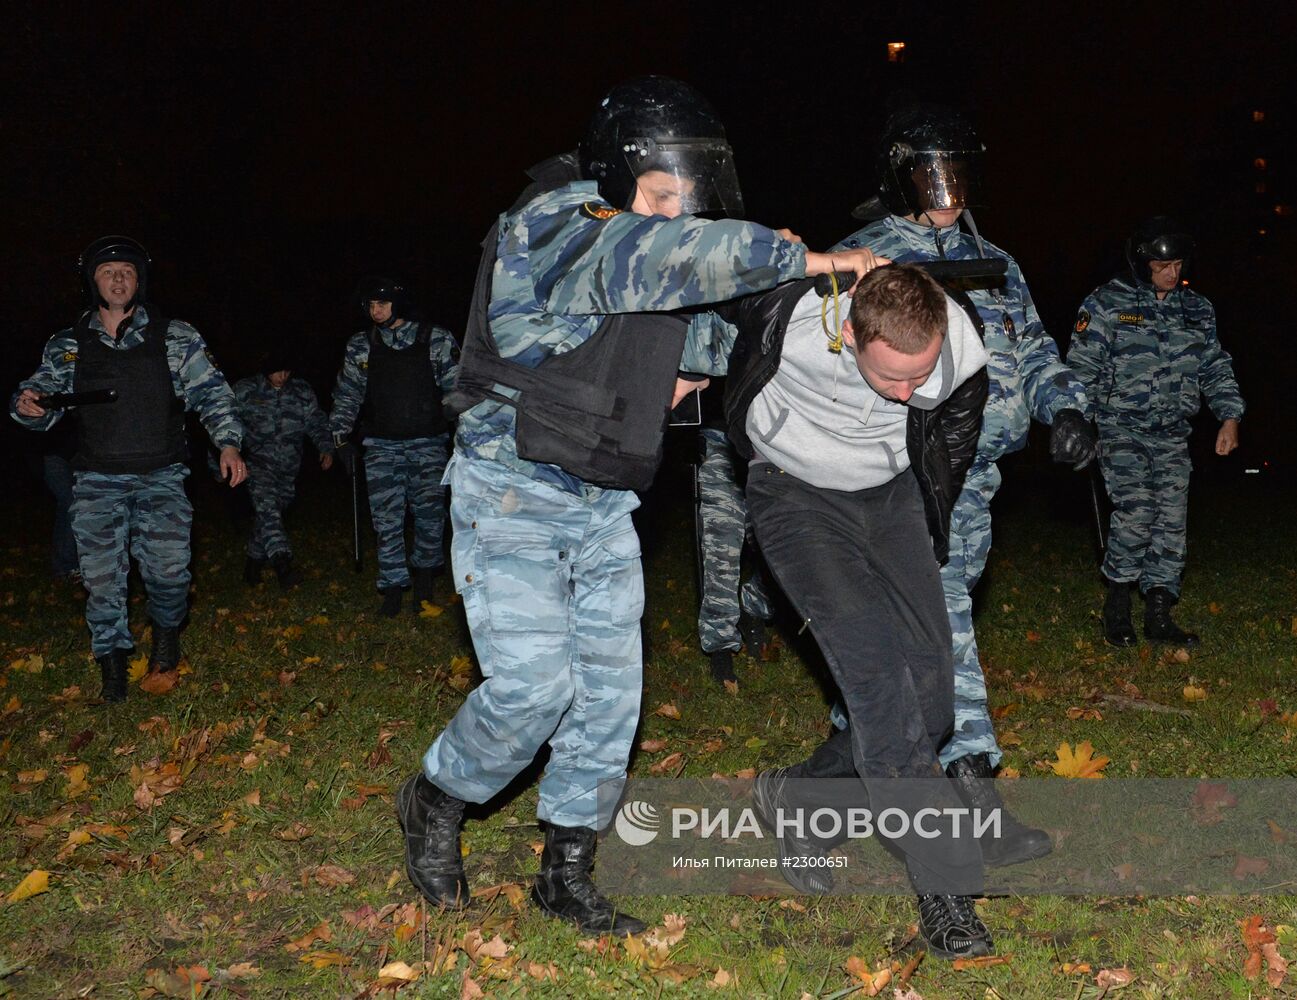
<box><xmin>916</xmin><ymin>893</ymin><xmax>994</xmax><ymax>959</ymax></box>
<box><xmin>752</xmin><ymin>767</ymin><xmax>835</xmax><ymax>893</ymax></box>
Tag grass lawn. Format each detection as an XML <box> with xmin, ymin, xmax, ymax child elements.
<box><xmin>2</xmin><ymin>454</ymin><xmax>1295</xmax><ymax>999</ymax></box>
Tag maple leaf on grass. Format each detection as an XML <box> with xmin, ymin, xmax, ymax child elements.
<box><xmin>1050</xmin><ymin>740</ymin><xmax>1110</xmax><ymax>778</ymax></box>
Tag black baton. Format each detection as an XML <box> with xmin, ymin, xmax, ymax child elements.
<box><xmin>37</xmin><ymin>389</ymin><xmax>118</xmax><ymax>409</ymax></box>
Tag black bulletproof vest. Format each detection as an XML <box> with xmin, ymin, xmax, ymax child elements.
<box><xmin>72</xmin><ymin>312</ymin><xmax>186</xmax><ymax>474</ymax></box>
<box><xmin>447</xmin><ymin>151</ymin><xmax>689</xmax><ymax>493</ymax></box>
<box><xmin>362</xmin><ymin>324</ymin><xmax>446</xmax><ymax>439</ymax></box>
<box><xmin>452</xmin><ymin>310</ymin><xmax>689</xmax><ymax>492</ymax></box>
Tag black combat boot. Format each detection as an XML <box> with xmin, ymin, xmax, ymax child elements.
<box><xmin>396</xmin><ymin>773</ymin><xmax>470</xmax><ymax>909</ymax></box>
<box><xmin>1143</xmin><ymin>587</ymin><xmax>1199</xmax><ymax>646</ymax></box>
<box><xmin>946</xmin><ymin>753</ymin><xmax>1052</xmax><ymax>868</ymax></box>
<box><xmin>379</xmin><ymin>586</ymin><xmax>403</xmax><ymax>617</ymax></box>
<box><xmin>752</xmin><ymin>766</ymin><xmax>835</xmax><ymax>893</ymax></box>
<box><xmin>412</xmin><ymin>566</ymin><xmax>439</xmax><ymax>608</ymax></box>
<box><xmin>1101</xmin><ymin>579</ymin><xmax>1138</xmax><ymax>648</ymax></box>
<box><xmin>270</xmin><ymin>554</ymin><xmax>303</xmax><ymax>591</ymax></box>
<box><xmin>96</xmin><ymin>650</ymin><xmax>128</xmax><ymax>704</ymax></box>
<box><xmin>148</xmin><ymin>622</ymin><xmax>182</xmax><ymax>673</ymax></box>
<box><xmin>916</xmin><ymin>893</ymin><xmax>994</xmax><ymax>960</ymax></box>
<box><xmin>532</xmin><ymin>824</ymin><xmax>646</xmax><ymax>935</ymax></box>
<box><xmin>708</xmin><ymin>650</ymin><xmax>737</xmax><ymax>685</ymax></box>
<box><xmin>243</xmin><ymin>556</ymin><xmax>266</xmax><ymax>586</ymax></box>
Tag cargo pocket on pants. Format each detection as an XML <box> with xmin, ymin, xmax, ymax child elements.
<box><xmin>589</xmin><ymin>528</ymin><xmax>644</xmax><ymax>628</ymax></box>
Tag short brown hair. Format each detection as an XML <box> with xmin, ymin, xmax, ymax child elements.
<box><xmin>847</xmin><ymin>264</ymin><xmax>946</xmax><ymax>354</ymax></box>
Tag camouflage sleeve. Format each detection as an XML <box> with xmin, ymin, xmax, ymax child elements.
<box><xmin>1195</xmin><ymin>303</ymin><xmax>1245</xmax><ymax>421</ymax></box>
<box><xmin>300</xmin><ymin>382</ymin><xmax>333</xmax><ymax>453</ymax></box>
<box><xmin>680</xmin><ymin>310</ymin><xmax>738</xmax><ymax>376</ymax></box>
<box><xmin>429</xmin><ymin>326</ymin><xmax>461</xmax><ymax>394</ymax></box>
<box><xmin>1009</xmin><ymin>264</ymin><xmax>1089</xmax><ymax>424</ymax></box>
<box><xmin>532</xmin><ymin>208</ymin><xmax>807</xmax><ymax>316</ymax></box>
<box><xmin>169</xmin><ymin>321</ymin><xmax>243</xmax><ymax>449</ymax></box>
<box><xmin>1063</xmin><ymin>291</ymin><xmax>1114</xmax><ymax>418</ymax></box>
<box><xmin>330</xmin><ymin>333</ymin><xmax>369</xmax><ymax>438</ymax></box>
<box><xmin>9</xmin><ymin>333</ymin><xmax>77</xmax><ymax>431</ymax></box>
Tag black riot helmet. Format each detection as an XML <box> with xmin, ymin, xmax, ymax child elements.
<box><xmin>579</xmin><ymin>76</ymin><xmax>744</xmax><ymax>216</ymax></box>
<box><xmin>877</xmin><ymin>105</ymin><xmax>985</xmax><ymax>218</ymax></box>
<box><xmin>354</xmin><ymin>274</ymin><xmax>410</xmax><ymax>327</ymax></box>
<box><xmin>78</xmin><ymin>235</ymin><xmax>150</xmax><ymax>308</ymax></box>
<box><xmin>1126</xmin><ymin>216</ymin><xmax>1195</xmax><ymax>284</ymax></box>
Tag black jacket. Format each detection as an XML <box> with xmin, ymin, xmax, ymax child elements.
<box><xmin>717</xmin><ymin>278</ymin><xmax>988</xmax><ymax>564</ymax></box>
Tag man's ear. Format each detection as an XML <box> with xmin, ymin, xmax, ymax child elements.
<box><xmin>840</xmin><ymin>318</ymin><xmax>857</xmax><ymax>351</ymax></box>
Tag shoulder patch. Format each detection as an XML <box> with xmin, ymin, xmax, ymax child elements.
<box><xmin>580</xmin><ymin>201</ymin><xmax>622</xmax><ymax>222</ymax></box>
<box><xmin>1074</xmin><ymin>310</ymin><xmax>1090</xmax><ymax>334</ymax></box>
<box><xmin>63</xmin><ymin>351</ymin><xmax>78</xmax><ymax>363</ymax></box>
<box><xmin>1117</xmin><ymin>312</ymin><xmax>1143</xmax><ymax>325</ymax></box>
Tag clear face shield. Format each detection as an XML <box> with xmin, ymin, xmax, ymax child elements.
<box><xmin>622</xmin><ymin>138</ymin><xmax>745</xmax><ymax>217</ymax></box>
<box><xmin>898</xmin><ymin>148</ymin><xmax>984</xmax><ymax>214</ymax></box>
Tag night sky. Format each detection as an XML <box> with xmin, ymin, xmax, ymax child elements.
<box><xmin>5</xmin><ymin>2</ymin><xmax>1293</xmax><ymax>467</ymax></box>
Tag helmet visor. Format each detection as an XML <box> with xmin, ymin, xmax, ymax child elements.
<box><xmin>1136</xmin><ymin>233</ymin><xmax>1195</xmax><ymax>261</ymax></box>
<box><xmin>907</xmin><ymin>150</ymin><xmax>984</xmax><ymax>212</ymax></box>
<box><xmin>623</xmin><ymin>139</ymin><xmax>745</xmax><ymax>216</ymax></box>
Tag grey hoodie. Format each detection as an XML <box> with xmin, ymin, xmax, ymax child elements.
<box><xmin>746</xmin><ymin>289</ymin><xmax>989</xmax><ymax>491</ymax></box>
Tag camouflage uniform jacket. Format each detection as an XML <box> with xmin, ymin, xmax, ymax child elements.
<box><xmin>836</xmin><ymin>215</ymin><xmax>1087</xmax><ymax>464</ymax></box>
<box><xmin>1067</xmin><ymin>276</ymin><xmax>1244</xmax><ymax>438</ymax></box>
<box><xmin>329</xmin><ymin>320</ymin><xmax>460</xmax><ymax>440</ymax></box>
<box><xmin>233</xmin><ymin>374</ymin><xmax>333</xmax><ymax>472</ymax></box>
<box><xmin>9</xmin><ymin>305</ymin><xmax>243</xmax><ymax>449</ymax></box>
<box><xmin>455</xmin><ymin>180</ymin><xmax>808</xmax><ymax>491</ymax></box>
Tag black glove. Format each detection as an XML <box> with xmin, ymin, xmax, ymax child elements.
<box><xmin>335</xmin><ymin>441</ymin><xmax>357</xmax><ymax>476</ymax></box>
<box><xmin>1050</xmin><ymin>408</ymin><xmax>1098</xmax><ymax>470</ymax></box>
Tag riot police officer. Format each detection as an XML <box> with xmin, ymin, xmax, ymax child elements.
<box><xmin>329</xmin><ymin>279</ymin><xmax>459</xmax><ymax>615</ymax></box>
<box><xmin>10</xmin><ymin>236</ymin><xmax>245</xmax><ymax>702</ymax></box>
<box><xmin>396</xmin><ymin>76</ymin><xmax>882</xmax><ymax>934</ymax></box>
<box><xmin>833</xmin><ymin>105</ymin><xmax>1096</xmax><ymax>868</ymax></box>
<box><xmin>233</xmin><ymin>353</ymin><xmax>333</xmax><ymax>589</ymax></box>
<box><xmin>1068</xmin><ymin>218</ymin><xmax>1243</xmax><ymax>646</ymax></box>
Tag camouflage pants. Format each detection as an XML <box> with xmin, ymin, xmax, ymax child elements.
<box><xmin>938</xmin><ymin>461</ymin><xmax>1003</xmax><ymax>769</ymax></box>
<box><xmin>1099</xmin><ymin>428</ymin><xmax>1190</xmax><ymax>597</ymax></box>
<box><xmin>71</xmin><ymin>463</ymin><xmax>192</xmax><ymax>657</ymax></box>
<box><xmin>423</xmin><ymin>453</ymin><xmax>643</xmax><ymax>830</ymax></box>
<box><xmin>246</xmin><ymin>462</ymin><xmax>296</xmax><ymax>560</ymax></box>
<box><xmin>363</xmin><ymin>435</ymin><xmax>448</xmax><ymax>590</ymax></box>
<box><xmin>696</xmin><ymin>428</ymin><xmax>774</xmax><ymax>653</ymax></box>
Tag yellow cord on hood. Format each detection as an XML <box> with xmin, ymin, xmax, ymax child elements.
<box><xmin>820</xmin><ymin>270</ymin><xmax>844</xmax><ymax>354</ymax></box>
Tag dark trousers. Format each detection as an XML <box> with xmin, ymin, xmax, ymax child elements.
<box><xmin>746</xmin><ymin>464</ymin><xmax>982</xmax><ymax>893</ymax></box>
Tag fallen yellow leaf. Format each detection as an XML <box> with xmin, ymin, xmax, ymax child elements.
<box><xmin>2</xmin><ymin>695</ymin><xmax>20</xmax><ymax>716</ymax></box>
<box><xmin>1183</xmin><ymin>685</ymin><xmax>1208</xmax><ymax>702</ymax></box>
<box><xmin>654</xmin><ymin>702</ymin><xmax>682</xmax><ymax>720</ymax></box>
<box><xmin>64</xmin><ymin>763</ymin><xmax>90</xmax><ymax>799</ymax></box>
<box><xmin>16</xmin><ymin>769</ymin><xmax>48</xmax><ymax>784</ymax></box>
<box><xmin>6</xmin><ymin>868</ymin><xmax>51</xmax><ymax>903</ymax></box>
<box><xmin>418</xmin><ymin>601</ymin><xmax>444</xmax><ymax>618</ymax></box>
<box><xmin>128</xmin><ymin>655</ymin><xmax>149</xmax><ymax>682</ymax></box>
<box><xmin>299</xmin><ymin>950</ymin><xmax>349</xmax><ymax>968</ymax></box>
<box><xmin>1050</xmin><ymin>741</ymin><xmax>1110</xmax><ymax>779</ymax></box>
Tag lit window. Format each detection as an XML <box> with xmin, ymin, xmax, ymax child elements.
<box><xmin>887</xmin><ymin>41</ymin><xmax>906</xmax><ymax>63</ymax></box>
<box><xmin>1253</xmin><ymin>110</ymin><xmax>1266</xmax><ymax>122</ymax></box>
<box><xmin>1258</xmin><ymin>229</ymin><xmax>1268</xmax><ymax>236</ymax></box>
<box><xmin>1254</xmin><ymin>157</ymin><xmax>1267</xmax><ymax>170</ymax></box>
<box><xmin>1276</xmin><ymin>205</ymin><xmax>1293</xmax><ymax>217</ymax></box>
